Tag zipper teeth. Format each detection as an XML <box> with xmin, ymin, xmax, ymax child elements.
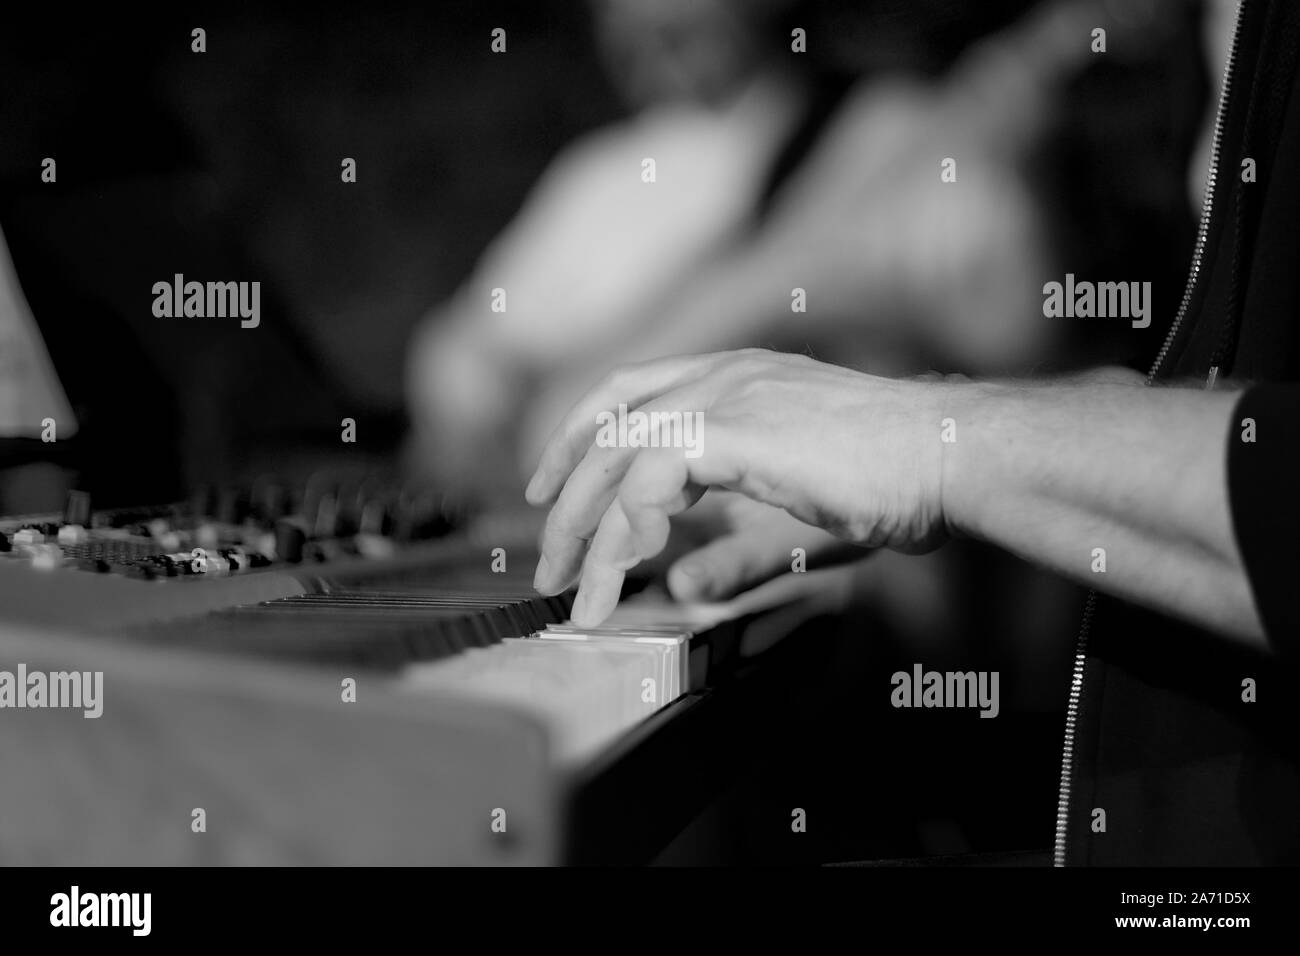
<box><xmin>1053</xmin><ymin>590</ymin><xmax>1096</xmax><ymax>866</ymax></box>
<box><xmin>1145</xmin><ymin>0</ymin><xmax>1246</xmax><ymax>386</ymax></box>
<box><xmin>1053</xmin><ymin>0</ymin><xmax>1246</xmax><ymax>867</ymax></box>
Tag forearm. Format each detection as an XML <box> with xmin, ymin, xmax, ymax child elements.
<box><xmin>941</xmin><ymin>379</ymin><xmax>1265</xmax><ymax>647</ymax></box>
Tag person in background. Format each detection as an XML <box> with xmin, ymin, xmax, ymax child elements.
<box><xmin>406</xmin><ymin>0</ymin><xmax>1203</xmax><ymax>497</ymax></box>
<box><xmin>407</xmin><ymin>0</ymin><xmax>817</xmax><ymax>500</ymax></box>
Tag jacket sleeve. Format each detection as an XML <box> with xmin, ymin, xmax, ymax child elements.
<box><xmin>1227</xmin><ymin>383</ymin><xmax>1300</xmax><ymax>651</ymax></box>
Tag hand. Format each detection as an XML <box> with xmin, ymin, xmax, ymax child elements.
<box><xmin>525</xmin><ymin>349</ymin><xmax>951</xmax><ymax>625</ymax></box>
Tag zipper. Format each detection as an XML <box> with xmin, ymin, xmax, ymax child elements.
<box><xmin>1145</xmin><ymin>0</ymin><xmax>1247</xmax><ymax>386</ymax></box>
<box><xmin>1052</xmin><ymin>0</ymin><xmax>1247</xmax><ymax>867</ymax></box>
<box><xmin>1052</xmin><ymin>590</ymin><xmax>1096</xmax><ymax>866</ymax></box>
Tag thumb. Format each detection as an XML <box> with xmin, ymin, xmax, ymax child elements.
<box><xmin>667</xmin><ymin>530</ymin><xmax>795</xmax><ymax>602</ymax></box>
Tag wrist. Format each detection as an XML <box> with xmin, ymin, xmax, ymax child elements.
<box><xmin>937</xmin><ymin>379</ymin><xmax>1011</xmax><ymax>541</ymax></box>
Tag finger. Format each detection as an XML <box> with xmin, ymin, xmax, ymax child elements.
<box><xmin>560</xmin><ymin>427</ymin><xmax>741</xmax><ymax>621</ymax></box>
<box><xmin>668</xmin><ymin>532</ymin><xmax>782</xmax><ymax>602</ymax></box>
<box><xmin>524</xmin><ymin>351</ymin><xmax>732</xmax><ymax>506</ymax></box>
<box><xmin>574</xmin><ymin>443</ymin><xmax>736</xmax><ymax>624</ymax></box>
<box><xmin>669</xmin><ymin>520</ymin><xmax>861</xmax><ymax>602</ymax></box>
<box><xmin>533</xmin><ymin>442</ymin><xmax>634</xmax><ymax>595</ymax></box>
<box><xmin>570</xmin><ymin>499</ymin><xmax>638</xmax><ymax>627</ymax></box>
<box><xmin>533</xmin><ymin>384</ymin><xmax>726</xmax><ymax>594</ymax></box>
<box><xmin>605</xmin><ymin>421</ymin><xmax>739</xmax><ymax>569</ymax></box>
<box><xmin>572</xmin><ymin>448</ymin><xmax>719</xmax><ymax>625</ymax></box>
<box><xmin>618</xmin><ymin>446</ymin><xmax>705</xmax><ymax>561</ymax></box>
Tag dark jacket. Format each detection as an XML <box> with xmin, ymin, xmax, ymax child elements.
<box><xmin>1065</xmin><ymin>0</ymin><xmax>1300</xmax><ymax>865</ymax></box>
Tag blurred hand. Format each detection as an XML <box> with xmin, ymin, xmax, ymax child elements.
<box><xmin>404</xmin><ymin>316</ymin><xmax>528</xmax><ymax>501</ymax></box>
<box><xmin>525</xmin><ymin>348</ymin><xmax>951</xmax><ymax>625</ymax></box>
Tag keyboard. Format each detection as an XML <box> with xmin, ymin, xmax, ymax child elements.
<box><xmin>0</xmin><ymin>486</ymin><xmax>849</xmax><ymax>864</ymax></box>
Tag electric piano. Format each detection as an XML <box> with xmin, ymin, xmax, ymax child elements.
<box><xmin>0</xmin><ymin>481</ymin><xmax>851</xmax><ymax>864</ymax></box>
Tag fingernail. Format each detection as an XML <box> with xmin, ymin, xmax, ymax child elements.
<box><xmin>533</xmin><ymin>555</ymin><xmax>552</xmax><ymax>592</ymax></box>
